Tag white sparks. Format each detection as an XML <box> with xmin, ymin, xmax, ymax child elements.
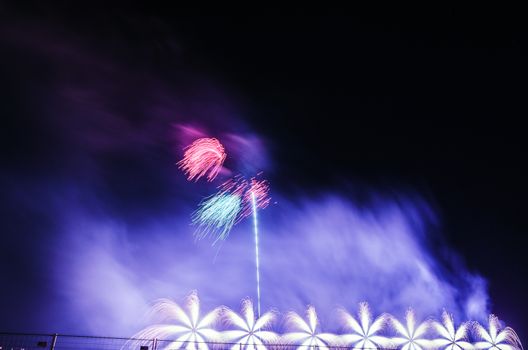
<box><xmin>474</xmin><ymin>315</ymin><xmax>522</xmax><ymax>350</ymax></box>
<box><xmin>132</xmin><ymin>292</ymin><xmax>221</xmax><ymax>350</ymax></box>
<box><xmin>339</xmin><ymin>302</ymin><xmax>390</xmax><ymax>349</ymax></box>
<box><xmin>431</xmin><ymin>311</ymin><xmax>473</xmax><ymax>350</ymax></box>
<box><xmin>390</xmin><ymin>309</ymin><xmax>431</xmax><ymax>350</ymax></box>
<box><xmin>282</xmin><ymin>306</ymin><xmax>339</xmax><ymax>350</ymax></box>
<box><xmin>222</xmin><ymin>298</ymin><xmax>279</xmax><ymax>350</ymax></box>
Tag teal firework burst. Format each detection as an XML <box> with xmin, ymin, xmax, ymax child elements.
<box><xmin>192</xmin><ymin>193</ymin><xmax>242</xmax><ymax>244</ymax></box>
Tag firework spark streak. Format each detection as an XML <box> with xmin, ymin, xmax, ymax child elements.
<box><xmin>431</xmin><ymin>311</ymin><xmax>472</xmax><ymax>350</ymax></box>
<box><xmin>474</xmin><ymin>315</ymin><xmax>523</xmax><ymax>350</ymax></box>
<box><xmin>282</xmin><ymin>306</ymin><xmax>340</xmax><ymax>350</ymax></box>
<box><xmin>223</xmin><ymin>176</ymin><xmax>269</xmax><ymax>318</ymax></box>
<box><xmin>220</xmin><ymin>176</ymin><xmax>270</xmax><ymax>317</ymax></box>
<box><xmin>193</xmin><ymin>175</ymin><xmax>270</xmax><ymax>314</ymax></box>
<box><xmin>339</xmin><ymin>302</ymin><xmax>390</xmax><ymax>349</ymax></box>
<box><xmin>247</xmin><ymin>178</ymin><xmax>270</xmax><ymax>319</ymax></box>
<box><xmin>191</xmin><ymin>177</ymin><xmax>269</xmax><ymax>245</ymax></box>
<box><xmin>390</xmin><ymin>309</ymin><xmax>430</xmax><ymax>350</ymax></box>
<box><xmin>130</xmin><ymin>292</ymin><xmax>221</xmax><ymax>350</ymax></box>
<box><xmin>222</xmin><ymin>298</ymin><xmax>279</xmax><ymax>350</ymax></box>
<box><xmin>192</xmin><ymin>194</ymin><xmax>242</xmax><ymax>244</ymax></box>
<box><xmin>178</xmin><ymin>138</ymin><xmax>226</xmax><ymax>182</ymax></box>
<box><xmin>251</xmin><ymin>191</ymin><xmax>262</xmax><ymax>318</ymax></box>
<box><xmin>192</xmin><ymin>174</ymin><xmax>270</xmax><ymax>319</ymax></box>
<box><xmin>219</xmin><ymin>176</ymin><xmax>270</xmax><ymax>222</ymax></box>
<box><xmin>130</xmin><ymin>295</ymin><xmax>523</xmax><ymax>350</ymax></box>
<box><xmin>245</xmin><ymin>179</ymin><xmax>271</xmax><ymax>220</ymax></box>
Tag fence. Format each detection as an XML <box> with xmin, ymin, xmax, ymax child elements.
<box><xmin>0</xmin><ymin>333</ymin><xmax>380</xmax><ymax>350</ymax></box>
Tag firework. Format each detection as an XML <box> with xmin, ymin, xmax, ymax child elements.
<box><xmin>219</xmin><ymin>175</ymin><xmax>249</xmax><ymax>197</ymax></box>
<box><xmin>218</xmin><ymin>176</ymin><xmax>270</xmax><ymax>221</ymax></box>
<box><xmin>222</xmin><ymin>298</ymin><xmax>279</xmax><ymax>350</ymax></box>
<box><xmin>474</xmin><ymin>315</ymin><xmax>522</xmax><ymax>350</ymax></box>
<box><xmin>194</xmin><ymin>176</ymin><xmax>270</xmax><ymax>243</ymax></box>
<box><xmin>339</xmin><ymin>302</ymin><xmax>390</xmax><ymax>349</ymax></box>
<box><xmin>130</xmin><ymin>292</ymin><xmax>221</xmax><ymax>350</ymax></box>
<box><xmin>244</xmin><ymin>178</ymin><xmax>270</xmax><ymax>219</ymax></box>
<box><xmin>390</xmin><ymin>309</ymin><xmax>431</xmax><ymax>350</ymax></box>
<box><xmin>129</xmin><ymin>294</ymin><xmax>524</xmax><ymax>350</ymax></box>
<box><xmin>221</xmin><ymin>175</ymin><xmax>270</xmax><ymax>317</ymax></box>
<box><xmin>282</xmin><ymin>306</ymin><xmax>339</xmax><ymax>350</ymax></box>
<box><xmin>192</xmin><ymin>193</ymin><xmax>242</xmax><ymax>244</ymax></box>
<box><xmin>431</xmin><ymin>311</ymin><xmax>472</xmax><ymax>350</ymax></box>
<box><xmin>228</xmin><ymin>176</ymin><xmax>269</xmax><ymax>317</ymax></box>
<box><xmin>178</xmin><ymin>138</ymin><xmax>226</xmax><ymax>182</ymax></box>
<box><xmin>193</xmin><ymin>174</ymin><xmax>270</xmax><ymax>317</ymax></box>
<box><xmin>250</xmin><ymin>190</ymin><xmax>262</xmax><ymax>318</ymax></box>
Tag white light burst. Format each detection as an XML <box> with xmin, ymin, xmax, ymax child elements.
<box><xmin>282</xmin><ymin>306</ymin><xmax>339</xmax><ymax>350</ymax></box>
<box><xmin>222</xmin><ymin>298</ymin><xmax>279</xmax><ymax>350</ymax></box>
<box><xmin>431</xmin><ymin>311</ymin><xmax>473</xmax><ymax>350</ymax></box>
<box><xmin>339</xmin><ymin>302</ymin><xmax>390</xmax><ymax>349</ymax></box>
<box><xmin>132</xmin><ymin>292</ymin><xmax>221</xmax><ymax>350</ymax></box>
<box><xmin>127</xmin><ymin>293</ymin><xmax>524</xmax><ymax>350</ymax></box>
<box><xmin>390</xmin><ymin>309</ymin><xmax>430</xmax><ymax>350</ymax></box>
<box><xmin>474</xmin><ymin>315</ymin><xmax>521</xmax><ymax>350</ymax></box>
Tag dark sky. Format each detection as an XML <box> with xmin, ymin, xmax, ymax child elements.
<box><xmin>1</xmin><ymin>4</ymin><xmax>527</xmax><ymax>339</ymax></box>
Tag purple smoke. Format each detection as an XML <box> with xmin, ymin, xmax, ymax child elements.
<box><xmin>51</xmin><ymin>192</ymin><xmax>489</xmax><ymax>335</ymax></box>
<box><xmin>0</xmin><ymin>21</ymin><xmax>490</xmax><ymax>337</ymax></box>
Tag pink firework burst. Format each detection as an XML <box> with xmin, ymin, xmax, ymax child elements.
<box><xmin>219</xmin><ymin>175</ymin><xmax>249</xmax><ymax>196</ymax></box>
<box><xmin>219</xmin><ymin>175</ymin><xmax>270</xmax><ymax>221</ymax></box>
<box><xmin>244</xmin><ymin>177</ymin><xmax>271</xmax><ymax>214</ymax></box>
<box><xmin>178</xmin><ymin>137</ymin><xmax>226</xmax><ymax>182</ymax></box>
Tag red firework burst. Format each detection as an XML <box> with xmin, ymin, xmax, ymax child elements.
<box><xmin>178</xmin><ymin>137</ymin><xmax>226</xmax><ymax>182</ymax></box>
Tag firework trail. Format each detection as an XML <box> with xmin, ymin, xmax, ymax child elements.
<box><xmin>130</xmin><ymin>292</ymin><xmax>221</xmax><ymax>350</ymax></box>
<box><xmin>178</xmin><ymin>138</ymin><xmax>226</xmax><ymax>182</ymax></box>
<box><xmin>220</xmin><ymin>176</ymin><xmax>270</xmax><ymax>316</ymax></box>
<box><xmin>234</xmin><ymin>176</ymin><xmax>269</xmax><ymax>317</ymax></box>
<box><xmin>222</xmin><ymin>298</ymin><xmax>279</xmax><ymax>350</ymax></box>
<box><xmin>282</xmin><ymin>306</ymin><xmax>339</xmax><ymax>350</ymax></box>
<box><xmin>192</xmin><ymin>193</ymin><xmax>242</xmax><ymax>244</ymax></box>
<box><xmin>339</xmin><ymin>302</ymin><xmax>390</xmax><ymax>349</ymax></box>
<box><xmin>250</xmin><ymin>190</ymin><xmax>262</xmax><ymax>318</ymax></box>
<box><xmin>219</xmin><ymin>176</ymin><xmax>270</xmax><ymax>221</ymax></box>
<box><xmin>431</xmin><ymin>311</ymin><xmax>472</xmax><ymax>350</ymax></box>
<box><xmin>127</xmin><ymin>292</ymin><xmax>523</xmax><ymax>350</ymax></box>
<box><xmin>194</xmin><ymin>175</ymin><xmax>270</xmax><ymax>316</ymax></box>
<box><xmin>390</xmin><ymin>309</ymin><xmax>431</xmax><ymax>350</ymax></box>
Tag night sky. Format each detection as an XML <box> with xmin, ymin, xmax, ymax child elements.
<box><xmin>1</xmin><ymin>4</ymin><xmax>527</xmax><ymax>342</ymax></box>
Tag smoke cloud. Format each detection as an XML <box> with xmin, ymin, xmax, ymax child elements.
<box><xmin>50</xmin><ymin>192</ymin><xmax>488</xmax><ymax>336</ymax></box>
<box><xmin>0</xmin><ymin>21</ymin><xmax>488</xmax><ymax>336</ymax></box>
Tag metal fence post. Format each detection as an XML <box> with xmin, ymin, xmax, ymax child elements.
<box><xmin>152</xmin><ymin>338</ymin><xmax>158</xmax><ymax>350</ymax></box>
<box><xmin>50</xmin><ymin>334</ymin><xmax>58</xmax><ymax>350</ymax></box>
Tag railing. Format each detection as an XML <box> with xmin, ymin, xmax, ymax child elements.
<box><xmin>0</xmin><ymin>333</ymin><xmax>384</xmax><ymax>350</ymax></box>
